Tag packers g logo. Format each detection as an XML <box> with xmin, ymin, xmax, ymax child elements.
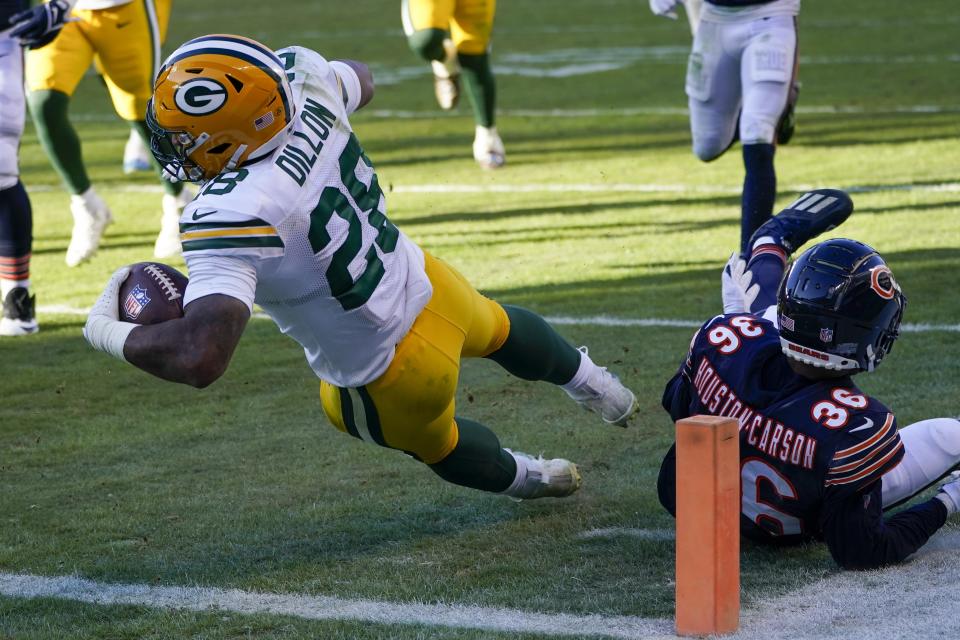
<box><xmin>174</xmin><ymin>79</ymin><xmax>228</xmax><ymax>115</ymax></box>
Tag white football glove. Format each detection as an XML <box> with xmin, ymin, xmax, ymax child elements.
<box><xmin>936</xmin><ymin>471</ymin><xmax>960</xmax><ymax>515</ymax></box>
<box><xmin>649</xmin><ymin>0</ymin><xmax>681</xmax><ymax>19</ymax></box>
<box><xmin>83</xmin><ymin>266</ymin><xmax>137</xmax><ymax>362</ymax></box>
<box><xmin>721</xmin><ymin>253</ymin><xmax>760</xmax><ymax>314</ymax></box>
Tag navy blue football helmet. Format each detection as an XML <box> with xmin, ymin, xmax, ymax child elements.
<box><xmin>777</xmin><ymin>239</ymin><xmax>906</xmax><ymax>373</ymax></box>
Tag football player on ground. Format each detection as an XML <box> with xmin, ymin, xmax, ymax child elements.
<box><xmin>83</xmin><ymin>35</ymin><xmax>640</xmax><ymax>501</ymax></box>
<box><xmin>402</xmin><ymin>0</ymin><xmax>504</xmax><ymax>169</ymax></box>
<box><xmin>657</xmin><ymin>189</ymin><xmax>960</xmax><ymax>569</ymax></box>
<box><xmin>0</xmin><ymin>0</ymin><xmax>69</xmax><ymax>335</ymax></box>
<box><xmin>24</xmin><ymin>0</ymin><xmax>190</xmax><ymax>265</ymax></box>
<box><xmin>649</xmin><ymin>0</ymin><xmax>801</xmax><ymax>256</ymax></box>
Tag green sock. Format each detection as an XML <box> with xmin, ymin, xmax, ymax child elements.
<box><xmin>27</xmin><ymin>90</ymin><xmax>90</xmax><ymax>195</ymax></box>
<box><xmin>407</xmin><ymin>28</ymin><xmax>447</xmax><ymax>62</ymax></box>
<box><xmin>458</xmin><ymin>52</ymin><xmax>496</xmax><ymax>127</ymax></box>
<box><xmin>485</xmin><ymin>305</ymin><xmax>581</xmax><ymax>385</ymax></box>
<box><xmin>428</xmin><ymin>418</ymin><xmax>516</xmax><ymax>492</ymax></box>
<box><xmin>130</xmin><ymin>120</ymin><xmax>182</xmax><ymax>196</ymax></box>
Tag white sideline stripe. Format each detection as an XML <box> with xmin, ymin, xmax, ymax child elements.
<box><xmin>35</xmin><ymin>306</ymin><xmax>960</xmax><ymax>334</ymax></box>
<box><xmin>64</xmin><ymin>104</ymin><xmax>960</xmax><ymax>122</ymax></box>
<box><xmin>24</xmin><ymin>181</ymin><xmax>960</xmax><ymax>195</ymax></box>
<box><xmin>0</xmin><ymin>573</ymin><xmax>673</xmax><ymax>639</ymax></box>
<box><xmin>578</xmin><ymin>528</ymin><xmax>676</xmax><ymax>541</ymax></box>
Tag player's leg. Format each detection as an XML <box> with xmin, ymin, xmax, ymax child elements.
<box><xmin>319</xmin><ymin>251</ymin><xmax>580</xmax><ymax>499</ymax></box>
<box><xmin>24</xmin><ymin>15</ymin><xmax>114</xmax><ymax>267</ymax></box>
<box><xmin>403</xmin><ymin>0</ymin><xmax>462</xmax><ymax>110</ymax></box>
<box><xmin>423</xmin><ymin>253</ymin><xmax>638</xmax><ymax>427</ymax></box>
<box><xmin>881</xmin><ymin>418</ymin><xmax>960</xmax><ymax>509</ymax></box>
<box><xmin>96</xmin><ymin>0</ymin><xmax>188</xmax><ymax>258</ymax></box>
<box><xmin>737</xmin><ymin>14</ymin><xmax>798</xmax><ymax>255</ymax></box>
<box><xmin>687</xmin><ymin>20</ymin><xmax>743</xmax><ymax>164</ymax></box>
<box><xmin>450</xmin><ymin>0</ymin><xmax>503</xmax><ymax>169</ymax></box>
<box><xmin>0</xmin><ymin>42</ymin><xmax>37</xmax><ymax>336</ymax></box>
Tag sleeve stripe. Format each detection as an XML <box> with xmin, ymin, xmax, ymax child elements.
<box><xmin>182</xmin><ymin>237</ymin><xmax>284</xmax><ymax>252</ymax></box>
<box><xmin>825</xmin><ymin>441</ymin><xmax>904</xmax><ymax>486</ymax></box>
<box><xmin>180</xmin><ymin>219</ymin><xmax>275</xmax><ymax>233</ymax></box>
<box><xmin>833</xmin><ymin>414</ymin><xmax>895</xmax><ymax>460</ymax></box>
<box><xmin>181</xmin><ymin>226</ymin><xmax>279</xmax><ymax>242</ymax></box>
<box><xmin>829</xmin><ymin>433</ymin><xmax>900</xmax><ymax>474</ymax></box>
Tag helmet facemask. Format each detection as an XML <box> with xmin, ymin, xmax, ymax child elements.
<box><xmin>146</xmin><ymin>98</ymin><xmax>208</xmax><ymax>183</ymax></box>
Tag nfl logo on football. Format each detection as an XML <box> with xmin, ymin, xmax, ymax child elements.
<box><xmin>123</xmin><ymin>284</ymin><xmax>152</xmax><ymax>320</ymax></box>
<box><xmin>819</xmin><ymin>327</ymin><xmax>833</xmax><ymax>343</ymax></box>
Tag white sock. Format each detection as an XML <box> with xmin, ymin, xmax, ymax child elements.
<box><xmin>561</xmin><ymin>347</ymin><xmax>599</xmax><ymax>398</ymax></box>
<box><xmin>70</xmin><ymin>186</ymin><xmax>99</xmax><ymax>208</ymax></box>
<box><xmin>500</xmin><ymin>449</ymin><xmax>530</xmax><ymax>497</ymax></box>
<box><xmin>1</xmin><ymin>278</ymin><xmax>28</xmax><ymax>298</ymax></box>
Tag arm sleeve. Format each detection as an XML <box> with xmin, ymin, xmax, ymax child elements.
<box><xmin>183</xmin><ymin>254</ymin><xmax>258</xmax><ymax>313</ymax></box>
<box><xmin>329</xmin><ymin>60</ymin><xmax>362</xmax><ymax>115</ymax></box>
<box><xmin>661</xmin><ymin>327</ymin><xmax>702</xmax><ymax>420</ymax></box>
<box><xmin>821</xmin><ymin>481</ymin><xmax>948</xmax><ymax>569</ymax></box>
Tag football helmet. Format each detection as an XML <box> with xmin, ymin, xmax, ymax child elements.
<box><xmin>777</xmin><ymin>238</ymin><xmax>905</xmax><ymax>372</ymax></box>
<box><xmin>146</xmin><ymin>34</ymin><xmax>295</xmax><ymax>182</ymax></box>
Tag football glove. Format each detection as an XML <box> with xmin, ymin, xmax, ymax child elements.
<box><xmin>649</xmin><ymin>0</ymin><xmax>681</xmax><ymax>19</ymax></box>
<box><xmin>8</xmin><ymin>0</ymin><xmax>72</xmax><ymax>49</ymax></box>
<box><xmin>721</xmin><ymin>253</ymin><xmax>760</xmax><ymax>314</ymax></box>
<box><xmin>936</xmin><ymin>471</ymin><xmax>960</xmax><ymax>515</ymax></box>
<box><xmin>83</xmin><ymin>266</ymin><xmax>137</xmax><ymax>362</ymax></box>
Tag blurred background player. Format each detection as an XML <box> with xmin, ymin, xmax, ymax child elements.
<box><xmin>657</xmin><ymin>189</ymin><xmax>960</xmax><ymax>569</ymax></box>
<box><xmin>25</xmin><ymin>0</ymin><xmax>190</xmax><ymax>267</ymax></box>
<box><xmin>84</xmin><ymin>35</ymin><xmax>639</xmax><ymax>502</ymax></box>
<box><xmin>402</xmin><ymin>0</ymin><xmax>504</xmax><ymax>169</ymax></box>
<box><xmin>650</xmin><ymin>0</ymin><xmax>801</xmax><ymax>256</ymax></box>
<box><xmin>0</xmin><ymin>0</ymin><xmax>70</xmax><ymax>335</ymax></box>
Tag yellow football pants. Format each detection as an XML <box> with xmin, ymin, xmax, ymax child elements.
<box><xmin>320</xmin><ymin>251</ymin><xmax>510</xmax><ymax>464</ymax></box>
<box><xmin>401</xmin><ymin>0</ymin><xmax>496</xmax><ymax>55</ymax></box>
<box><xmin>26</xmin><ymin>0</ymin><xmax>172</xmax><ymax>121</ymax></box>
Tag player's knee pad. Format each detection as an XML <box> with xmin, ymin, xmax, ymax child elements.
<box><xmin>692</xmin><ymin>136</ymin><xmax>730</xmax><ymax>163</ymax></box>
<box><xmin>0</xmin><ymin>134</ymin><xmax>20</xmax><ymax>190</ymax></box>
<box><xmin>407</xmin><ymin>28</ymin><xmax>447</xmax><ymax>62</ymax></box>
<box><xmin>928</xmin><ymin>417</ymin><xmax>960</xmax><ymax>457</ymax></box>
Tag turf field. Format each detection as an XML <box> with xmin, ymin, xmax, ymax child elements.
<box><xmin>2</xmin><ymin>1</ymin><xmax>959</xmax><ymax>637</ymax></box>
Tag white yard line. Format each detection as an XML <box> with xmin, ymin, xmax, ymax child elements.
<box><xmin>4</xmin><ymin>530</ymin><xmax>960</xmax><ymax>638</ymax></box>
<box><xmin>33</xmin><ymin>306</ymin><xmax>960</xmax><ymax>334</ymax></box>
<box><xmin>65</xmin><ymin>104</ymin><xmax>960</xmax><ymax>123</ymax></box>
<box><xmin>26</xmin><ymin>182</ymin><xmax>960</xmax><ymax>195</ymax></box>
<box><xmin>0</xmin><ymin>573</ymin><xmax>673</xmax><ymax>640</ymax></box>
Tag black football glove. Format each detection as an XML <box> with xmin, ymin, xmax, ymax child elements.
<box><xmin>8</xmin><ymin>0</ymin><xmax>72</xmax><ymax>49</ymax></box>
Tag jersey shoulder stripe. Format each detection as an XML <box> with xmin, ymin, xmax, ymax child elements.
<box><xmin>833</xmin><ymin>413</ymin><xmax>896</xmax><ymax>460</ymax></box>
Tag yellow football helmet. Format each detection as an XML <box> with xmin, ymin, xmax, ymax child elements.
<box><xmin>146</xmin><ymin>34</ymin><xmax>295</xmax><ymax>182</ymax></box>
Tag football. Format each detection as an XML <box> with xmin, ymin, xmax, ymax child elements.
<box><xmin>118</xmin><ymin>262</ymin><xmax>189</xmax><ymax>325</ymax></box>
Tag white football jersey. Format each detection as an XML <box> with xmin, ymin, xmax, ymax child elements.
<box><xmin>181</xmin><ymin>47</ymin><xmax>433</xmax><ymax>388</ymax></box>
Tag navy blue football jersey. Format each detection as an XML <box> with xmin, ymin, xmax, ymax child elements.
<box><xmin>663</xmin><ymin>313</ymin><xmax>904</xmax><ymax>542</ymax></box>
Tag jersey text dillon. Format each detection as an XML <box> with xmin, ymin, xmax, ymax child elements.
<box><xmin>275</xmin><ymin>97</ymin><xmax>338</xmax><ymax>186</ymax></box>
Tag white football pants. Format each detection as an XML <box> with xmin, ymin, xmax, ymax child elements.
<box><xmin>882</xmin><ymin>418</ymin><xmax>960</xmax><ymax>508</ymax></box>
<box><xmin>686</xmin><ymin>12</ymin><xmax>797</xmax><ymax>161</ymax></box>
<box><xmin>0</xmin><ymin>35</ymin><xmax>25</xmax><ymax>191</ymax></box>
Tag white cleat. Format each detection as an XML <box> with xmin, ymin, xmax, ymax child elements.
<box><xmin>431</xmin><ymin>38</ymin><xmax>461</xmax><ymax>111</ymax></box>
<box><xmin>567</xmin><ymin>347</ymin><xmax>639</xmax><ymax>427</ymax></box>
<box><xmin>502</xmin><ymin>451</ymin><xmax>582</xmax><ymax>500</ymax></box>
<box><xmin>66</xmin><ymin>189</ymin><xmax>113</xmax><ymax>267</ymax></box>
<box><xmin>154</xmin><ymin>188</ymin><xmax>193</xmax><ymax>259</ymax></box>
<box><xmin>473</xmin><ymin>125</ymin><xmax>506</xmax><ymax>170</ymax></box>
<box><xmin>123</xmin><ymin>130</ymin><xmax>153</xmax><ymax>174</ymax></box>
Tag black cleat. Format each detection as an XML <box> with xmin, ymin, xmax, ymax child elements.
<box><xmin>749</xmin><ymin>189</ymin><xmax>854</xmax><ymax>254</ymax></box>
<box><xmin>0</xmin><ymin>287</ymin><xmax>38</xmax><ymax>336</ymax></box>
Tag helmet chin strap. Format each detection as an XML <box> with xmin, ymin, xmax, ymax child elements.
<box><xmin>225</xmin><ymin>144</ymin><xmax>248</xmax><ymax>171</ymax></box>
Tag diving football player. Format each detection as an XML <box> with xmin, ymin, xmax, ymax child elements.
<box><xmin>84</xmin><ymin>35</ymin><xmax>640</xmax><ymax>501</ymax></box>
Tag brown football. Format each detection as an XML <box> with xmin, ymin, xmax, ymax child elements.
<box><xmin>118</xmin><ymin>262</ymin><xmax>188</xmax><ymax>325</ymax></box>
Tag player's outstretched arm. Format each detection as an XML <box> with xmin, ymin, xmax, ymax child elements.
<box><xmin>332</xmin><ymin>60</ymin><xmax>375</xmax><ymax>111</ymax></box>
<box><xmin>123</xmin><ymin>295</ymin><xmax>250</xmax><ymax>388</ymax></box>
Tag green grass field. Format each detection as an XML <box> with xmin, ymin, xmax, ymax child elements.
<box><xmin>2</xmin><ymin>1</ymin><xmax>959</xmax><ymax>637</ymax></box>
